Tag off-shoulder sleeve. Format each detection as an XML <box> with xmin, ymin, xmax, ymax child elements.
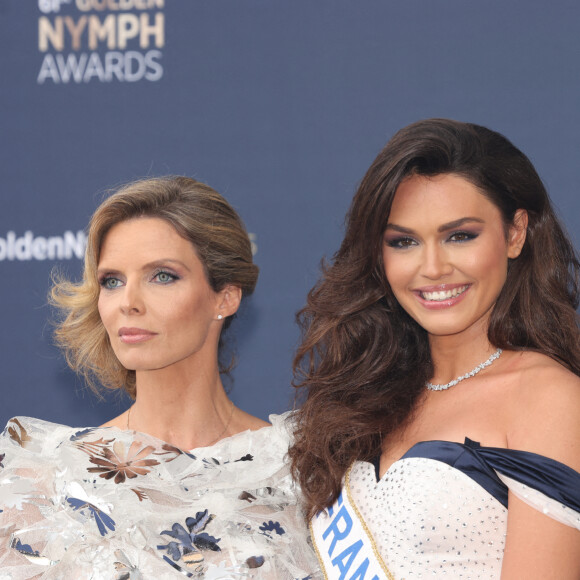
<box><xmin>475</xmin><ymin>441</ymin><xmax>580</xmax><ymax>530</ymax></box>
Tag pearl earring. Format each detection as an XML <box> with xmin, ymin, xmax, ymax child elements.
<box><xmin>217</xmin><ymin>314</ymin><xmax>223</xmax><ymax>320</ymax></box>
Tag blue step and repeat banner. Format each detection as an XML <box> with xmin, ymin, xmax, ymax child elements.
<box><xmin>1</xmin><ymin>1</ymin><xmax>579</xmax><ymax>427</ymax></box>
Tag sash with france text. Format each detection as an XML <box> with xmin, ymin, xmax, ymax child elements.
<box><xmin>310</xmin><ymin>465</ymin><xmax>395</xmax><ymax>580</ymax></box>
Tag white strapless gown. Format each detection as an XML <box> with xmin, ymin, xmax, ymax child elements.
<box><xmin>346</xmin><ymin>439</ymin><xmax>580</xmax><ymax>578</ymax></box>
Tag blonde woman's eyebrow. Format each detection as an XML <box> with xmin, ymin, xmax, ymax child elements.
<box><xmin>97</xmin><ymin>259</ymin><xmax>191</xmax><ymax>275</ymax></box>
<box><xmin>142</xmin><ymin>259</ymin><xmax>191</xmax><ymax>272</ymax></box>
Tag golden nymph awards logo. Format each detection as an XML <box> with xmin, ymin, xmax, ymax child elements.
<box><xmin>37</xmin><ymin>0</ymin><xmax>165</xmax><ymax>84</ymax></box>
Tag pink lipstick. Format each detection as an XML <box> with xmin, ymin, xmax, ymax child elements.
<box><xmin>413</xmin><ymin>283</ymin><xmax>471</xmax><ymax>310</ymax></box>
<box><xmin>118</xmin><ymin>327</ymin><xmax>157</xmax><ymax>344</ymax></box>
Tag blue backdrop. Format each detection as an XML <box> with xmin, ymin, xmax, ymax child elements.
<box><xmin>1</xmin><ymin>0</ymin><xmax>579</xmax><ymax>427</ymax></box>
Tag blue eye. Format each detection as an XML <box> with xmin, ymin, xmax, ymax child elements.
<box><xmin>448</xmin><ymin>231</ymin><xmax>478</xmax><ymax>243</ymax></box>
<box><xmin>152</xmin><ymin>271</ymin><xmax>179</xmax><ymax>284</ymax></box>
<box><xmin>386</xmin><ymin>237</ymin><xmax>417</xmax><ymax>249</ymax></box>
<box><xmin>99</xmin><ymin>277</ymin><xmax>123</xmax><ymax>290</ymax></box>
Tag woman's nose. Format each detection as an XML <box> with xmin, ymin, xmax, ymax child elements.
<box><xmin>120</xmin><ymin>282</ymin><xmax>144</xmax><ymax>315</ymax></box>
<box><xmin>420</xmin><ymin>244</ymin><xmax>453</xmax><ymax>280</ymax></box>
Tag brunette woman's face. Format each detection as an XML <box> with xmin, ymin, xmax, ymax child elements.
<box><xmin>97</xmin><ymin>217</ymin><xmax>233</xmax><ymax>374</ymax></box>
<box><xmin>382</xmin><ymin>174</ymin><xmax>526</xmax><ymax>342</ymax></box>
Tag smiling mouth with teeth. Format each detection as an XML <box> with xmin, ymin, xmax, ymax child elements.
<box><xmin>419</xmin><ymin>285</ymin><xmax>470</xmax><ymax>301</ymax></box>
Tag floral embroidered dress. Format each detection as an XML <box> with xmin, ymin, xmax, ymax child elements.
<box><xmin>0</xmin><ymin>413</ymin><xmax>320</xmax><ymax>579</ymax></box>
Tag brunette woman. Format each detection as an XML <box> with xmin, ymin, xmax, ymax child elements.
<box><xmin>289</xmin><ymin>119</ymin><xmax>580</xmax><ymax>578</ymax></box>
<box><xmin>0</xmin><ymin>177</ymin><xmax>319</xmax><ymax>579</ymax></box>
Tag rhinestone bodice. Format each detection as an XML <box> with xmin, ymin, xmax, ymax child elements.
<box><xmin>343</xmin><ymin>440</ymin><xmax>580</xmax><ymax>578</ymax></box>
<box><xmin>350</xmin><ymin>458</ymin><xmax>505</xmax><ymax>577</ymax></box>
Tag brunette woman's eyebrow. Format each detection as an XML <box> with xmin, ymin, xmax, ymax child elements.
<box><xmin>437</xmin><ymin>217</ymin><xmax>484</xmax><ymax>232</ymax></box>
<box><xmin>384</xmin><ymin>224</ymin><xmax>415</xmax><ymax>234</ymax></box>
<box><xmin>385</xmin><ymin>217</ymin><xmax>484</xmax><ymax>235</ymax></box>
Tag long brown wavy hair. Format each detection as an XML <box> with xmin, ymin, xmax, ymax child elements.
<box><xmin>288</xmin><ymin>118</ymin><xmax>580</xmax><ymax>518</ymax></box>
<box><xmin>51</xmin><ymin>176</ymin><xmax>258</xmax><ymax>399</ymax></box>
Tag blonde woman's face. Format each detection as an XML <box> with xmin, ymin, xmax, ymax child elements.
<box><xmin>97</xmin><ymin>217</ymin><xmax>226</xmax><ymax>375</ymax></box>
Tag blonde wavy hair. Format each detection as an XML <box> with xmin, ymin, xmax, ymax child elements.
<box><xmin>51</xmin><ymin>176</ymin><xmax>259</xmax><ymax>398</ymax></box>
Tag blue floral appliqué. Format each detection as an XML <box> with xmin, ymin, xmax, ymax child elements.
<box><xmin>11</xmin><ymin>538</ymin><xmax>40</xmax><ymax>557</ymax></box>
<box><xmin>69</xmin><ymin>427</ymin><xmax>97</xmax><ymax>441</ymax></box>
<box><xmin>259</xmin><ymin>520</ymin><xmax>286</xmax><ymax>538</ymax></box>
<box><xmin>66</xmin><ymin>497</ymin><xmax>116</xmax><ymax>536</ymax></box>
<box><xmin>157</xmin><ymin>510</ymin><xmax>221</xmax><ymax>568</ymax></box>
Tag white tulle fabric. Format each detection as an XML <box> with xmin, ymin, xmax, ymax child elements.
<box><xmin>0</xmin><ymin>414</ymin><xmax>320</xmax><ymax>579</ymax></box>
<box><xmin>496</xmin><ymin>473</ymin><xmax>580</xmax><ymax>530</ymax></box>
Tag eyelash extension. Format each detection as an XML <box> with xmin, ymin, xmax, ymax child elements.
<box><xmin>385</xmin><ymin>236</ymin><xmax>416</xmax><ymax>249</ymax></box>
<box><xmin>448</xmin><ymin>231</ymin><xmax>479</xmax><ymax>242</ymax></box>
<box><xmin>385</xmin><ymin>231</ymin><xmax>479</xmax><ymax>248</ymax></box>
<box><xmin>98</xmin><ymin>275</ymin><xmax>122</xmax><ymax>289</ymax></box>
<box><xmin>151</xmin><ymin>269</ymin><xmax>180</xmax><ymax>283</ymax></box>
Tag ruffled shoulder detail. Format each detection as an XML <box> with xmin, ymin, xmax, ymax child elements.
<box><xmin>0</xmin><ymin>414</ymin><xmax>320</xmax><ymax>579</ymax></box>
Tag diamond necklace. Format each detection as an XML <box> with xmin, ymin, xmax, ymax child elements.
<box><xmin>426</xmin><ymin>348</ymin><xmax>503</xmax><ymax>391</ymax></box>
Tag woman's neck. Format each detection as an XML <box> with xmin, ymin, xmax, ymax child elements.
<box><xmin>428</xmin><ymin>327</ymin><xmax>497</xmax><ymax>386</ymax></box>
<box><xmin>127</xmin><ymin>364</ymin><xmax>235</xmax><ymax>450</ymax></box>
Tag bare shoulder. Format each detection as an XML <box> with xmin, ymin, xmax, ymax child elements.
<box><xmin>99</xmin><ymin>411</ymin><xmax>128</xmax><ymax>429</ymax></box>
<box><xmin>507</xmin><ymin>351</ymin><xmax>580</xmax><ymax>471</ymax></box>
<box><xmin>510</xmin><ymin>350</ymin><xmax>580</xmax><ymax>403</ymax></box>
<box><xmin>233</xmin><ymin>408</ymin><xmax>271</xmax><ymax>432</ymax></box>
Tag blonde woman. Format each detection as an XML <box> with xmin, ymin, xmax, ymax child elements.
<box><xmin>0</xmin><ymin>177</ymin><xmax>319</xmax><ymax>579</ymax></box>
